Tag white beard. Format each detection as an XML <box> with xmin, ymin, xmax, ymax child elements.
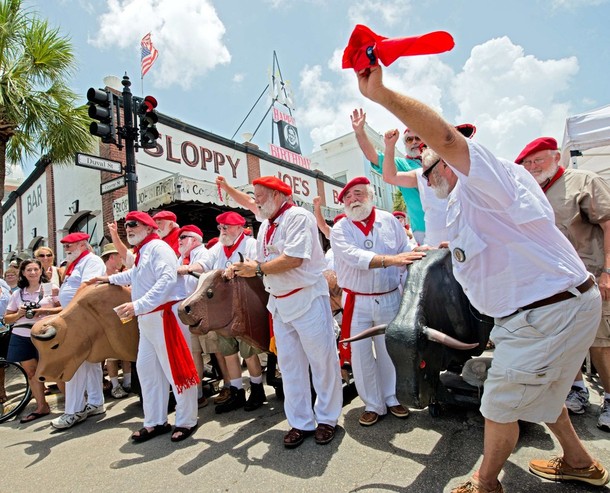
<box><xmin>64</xmin><ymin>250</ymin><xmax>80</xmax><ymax>265</ymax></box>
<box><xmin>157</xmin><ymin>225</ymin><xmax>170</xmax><ymax>238</ymax></box>
<box><xmin>127</xmin><ymin>229</ymin><xmax>148</xmax><ymax>246</ymax></box>
<box><xmin>344</xmin><ymin>199</ymin><xmax>374</xmax><ymax>222</ymax></box>
<box><xmin>432</xmin><ymin>175</ymin><xmax>451</xmax><ymax>199</ymax></box>
<box><xmin>219</xmin><ymin>232</ymin><xmax>240</xmax><ymax>247</ymax></box>
<box><xmin>178</xmin><ymin>243</ymin><xmax>194</xmax><ymax>257</ymax></box>
<box><xmin>533</xmin><ymin>166</ymin><xmax>558</xmax><ymax>186</ymax></box>
<box><xmin>258</xmin><ymin>201</ymin><xmax>278</xmax><ymax>220</ymax></box>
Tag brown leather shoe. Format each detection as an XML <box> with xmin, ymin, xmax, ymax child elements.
<box><xmin>388</xmin><ymin>404</ymin><xmax>409</xmax><ymax>418</ymax></box>
<box><xmin>214</xmin><ymin>387</ymin><xmax>232</xmax><ymax>404</ymax></box>
<box><xmin>451</xmin><ymin>479</ymin><xmax>503</xmax><ymax>492</ymax></box>
<box><xmin>359</xmin><ymin>411</ymin><xmax>379</xmax><ymax>426</ymax></box>
<box><xmin>314</xmin><ymin>423</ymin><xmax>336</xmax><ymax>445</ymax></box>
<box><xmin>283</xmin><ymin>428</ymin><xmax>314</xmax><ymax>449</ymax></box>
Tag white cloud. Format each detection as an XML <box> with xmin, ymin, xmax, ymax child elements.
<box><xmin>233</xmin><ymin>73</ymin><xmax>245</xmax><ymax>83</ymax></box>
<box><xmin>90</xmin><ymin>0</ymin><xmax>230</xmax><ymax>89</ymax></box>
<box><xmin>348</xmin><ymin>0</ymin><xmax>413</xmax><ymax>27</ymax></box>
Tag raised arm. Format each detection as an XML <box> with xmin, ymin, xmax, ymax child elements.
<box><xmin>313</xmin><ymin>196</ymin><xmax>331</xmax><ymax>239</ymax></box>
<box><xmin>107</xmin><ymin>222</ymin><xmax>130</xmax><ymax>264</ymax></box>
<box><xmin>357</xmin><ymin>66</ymin><xmax>470</xmax><ymax>175</ymax></box>
<box><xmin>351</xmin><ymin>108</ymin><xmax>380</xmax><ymax>165</ymax></box>
<box><xmin>382</xmin><ymin>129</ymin><xmax>418</xmax><ymax>188</ymax></box>
<box><xmin>216</xmin><ymin>176</ymin><xmax>258</xmax><ymax>215</ymax></box>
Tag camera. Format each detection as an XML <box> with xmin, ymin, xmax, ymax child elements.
<box><xmin>23</xmin><ymin>301</ymin><xmax>41</xmax><ymax>319</ymax></box>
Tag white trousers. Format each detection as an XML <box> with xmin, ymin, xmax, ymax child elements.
<box><xmin>273</xmin><ymin>295</ymin><xmax>343</xmax><ymax>431</ymax></box>
<box><xmin>347</xmin><ymin>289</ymin><xmax>401</xmax><ymax>415</ymax></box>
<box><xmin>136</xmin><ymin>306</ymin><xmax>198</xmax><ymax>428</ymax></box>
<box><xmin>64</xmin><ymin>361</ymin><xmax>104</xmax><ymax>414</ymax></box>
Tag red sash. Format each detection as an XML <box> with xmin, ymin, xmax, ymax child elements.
<box><xmin>63</xmin><ymin>251</ymin><xmax>90</xmax><ymax>278</ymax></box>
<box><xmin>351</xmin><ymin>207</ymin><xmax>376</xmax><ymax>237</ymax></box>
<box><xmin>541</xmin><ymin>166</ymin><xmax>565</xmax><ymax>193</ymax></box>
<box><xmin>223</xmin><ymin>232</ymin><xmax>245</xmax><ymax>260</ymax></box>
<box><xmin>148</xmin><ymin>301</ymin><xmax>199</xmax><ymax>393</ymax></box>
<box><xmin>133</xmin><ymin>233</ymin><xmax>160</xmax><ymax>266</ymax></box>
<box><xmin>265</xmin><ymin>202</ymin><xmax>294</xmax><ymax>245</ymax></box>
<box><xmin>339</xmin><ymin>287</ymin><xmax>398</xmax><ymax>367</ymax></box>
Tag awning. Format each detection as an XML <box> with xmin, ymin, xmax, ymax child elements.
<box><xmin>62</xmin><ymin>210</ymin><xmax>100</xmax><ymax>232</ymax></box>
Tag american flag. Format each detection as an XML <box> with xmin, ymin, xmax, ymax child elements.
<box><xmin>141</xmin><ymin>33</ymin><xmax>159</xmax><ymax>78</ymax></box>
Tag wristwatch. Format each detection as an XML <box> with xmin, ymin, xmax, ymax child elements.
<box><xmin>603</xmin><ymin>268</ymin><xmax>610</xmax><ymax>275</ymax></box>
<box><xmin>255</xmin><ymin>262</ymin><xmax>264</xmax><ymax>277</ymax></box>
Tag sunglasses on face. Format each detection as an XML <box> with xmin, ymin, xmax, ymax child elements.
<box><xmin>124</xmin><ymin>221</ymin><xmax>140</xmax><ymax>228</ymax></box>
<box><xmin>37</xmin><ymin>254</ymin><xmax>53</xmax><ymax>258</ymax></box>
<box><xmin>405</xmin><ymin>136</ymin><xmax>421</xmax><ymax>144</ymax></box>
<box><xmin>217</xmin><ymin>225</ymin><xmax>230</xmax><ymax>231</ymax></box>
<box><xmin>178</xmin><ymin>235</ymin><xmax>194</xmax><ymax>240</ymax></box>
<box><xmin>422</xmin><ymin>158</ymin><xmax>442</xmax><ymax>182</ymax></box>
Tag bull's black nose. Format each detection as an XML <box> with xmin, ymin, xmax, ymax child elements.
<box><xmin>39</xmin><ymin>376</ymin><xmax>46</xmax><ymax>381</ymax></box>
<box><xmin>184</xmin><ymin>305</ymin><xmax>192</xmax><ymax>314</ymax></box>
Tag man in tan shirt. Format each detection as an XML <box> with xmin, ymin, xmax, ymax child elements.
<box><xmin>517</xmin><ymin>136</ymin><xmax>610</xmax><ymax>431</ymax></box>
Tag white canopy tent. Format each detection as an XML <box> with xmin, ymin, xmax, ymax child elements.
<box><xmin>560</xmin><ymin>104</ymin><xmax>610</xmax><ymax>179</ymax></box>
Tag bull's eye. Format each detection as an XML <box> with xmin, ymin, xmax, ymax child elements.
<box><xmin>51</xmin><ymin>344</ymin><xmax>59</xmax><ymax>350</ymax></box>
<box><xmin>206</xmin><ymin>289</ymin><xmax>214</xmax><ymax>299</ymax></box>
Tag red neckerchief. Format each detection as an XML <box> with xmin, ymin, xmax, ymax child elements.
<box><xmin>264</xmin><ymin>202</ymin><xmax>294</xmax><ymax>250</ymax></box>
<box><xmin>541</xmin><ymin>166</ymin><xmax>565</xmax><ymax>193</ymax></box>
<box><xmin>133</xmin><ymin>233</ymin><xmax>160</xmax><ymax>266</ymax></box>
<box><xmin>63</xmin><ymin>250</ymin><xmax>90</xmax><ymax>278</ymax></box>
<box><xmin>163</xmin><ymin>227</ymin><xmax>181</xmax><ymax>256</ymax></box>
<box><xmin>351</xmin><ymin>207</ymin><xmax>376</xmax><ymax>237</ymax></box>
<box><xmin>223</xmin><ymin>232</ymin><xmax>245</xmax><ymax>260</ymax></box>
<box><xmin>409</xmin><ymin>155</ymin><xmax>422</xmax><ymax>162</ymax></box>
<box><xmin>182</xmin><ymin>255</ymin><xmax>190</xmax><ymax>265</ymax></box>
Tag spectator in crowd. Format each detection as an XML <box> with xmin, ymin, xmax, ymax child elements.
<box><xmin>5</xmin><ymin>259</ymin><xmax>61</xmax><ymax>423</ymax></box>
<box><xmin>153</xmin><ymin>210</ymin><xmax>181</xmax><ymax>256</ymax></box>
<box><xmin>34</xmin><ymin>246</ymin><xmax>62</xmax><ymax>286</ymax></box>
<box><xmin>3</xmin><ymin>263</ymin><xmax>19</xmax><ymax>292</ymax></box>
<box><xmin>517</xmin><ymin>136</ymin><xmax>610</xmax><ymax>432</ymax></box>
<box><xmin>0</xmin><ymin>267</ymin><xmax>14</xmax><ymax>404</ymax></box>
<box><xmin>355</xmin><ymin>63</ymin><xmax>607</xmax><ymax>492</ymax></box>
<box><xmin>51</xmin><ymin>233</ymin><xmax>107</xmax><ymax>430</ymax></box>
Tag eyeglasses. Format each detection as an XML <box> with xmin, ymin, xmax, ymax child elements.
<box><xmin>217</xmin><ymin>225</ymin><xmax>230</xmax><ymax>231</ymax></box>
<box><xmin>422</xmin><ymin>158</ymin><xmax>442</xmax><ymax>182</ymax></box>
<box><xmin>179</xmin><ymin>235</ymin><xmax>194</xmax><ymax>240</ymax></box>
<box><xmin>36</xmin><ymin>254</ymin><xmax>53</xmax><ymax>258</ymax></box>
<box><xmin>124</xmin><ymin>221</ymin><xmax>140</xmax><ymax>228</ymax></box>
<box><xmin>521</xmin><ymin>157</ymin><xmax>547</xmax><ymax>166</ymax></box>
<box><xmin>405</xmin><ymin>136</ymin><xmax>421</xmax><ymax>144</ymax></box>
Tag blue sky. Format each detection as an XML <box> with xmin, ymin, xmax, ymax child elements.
<box><xmin>26</xmin><ymin>0</ymin><xmax>610</xmax><ymax>170</ymax></box>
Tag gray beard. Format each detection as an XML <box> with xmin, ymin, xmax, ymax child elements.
<box><xmin>127</xmin><ymin>230</ymin><xmax>148</xmax><ymax>246</ymax></box>
<box><xmin>64</xmin><ymin>250</ymin><xmax>80</xmax><ymax>265</ymax></box>
<box><xmin>258</xmin><ymin>201</ymin><xmax>278</xmax><ymax>220</ymax></box>
<box><xmin>433</xmin><ymin>176</ymin><xmax>451</xmax><ymax>199</ymax></box>
<box><xmin>344</xmin><ymin>200</ymin><xmax>374</xmax><ymax>222</ymax></box>
<box><xmin>219</xmin><ymin>233</ymin><xmax>240</xmax><ymax>246</ymax></box>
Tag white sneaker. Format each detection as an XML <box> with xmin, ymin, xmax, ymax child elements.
<box><xmin>51</xmin><ymin>412</ymin><xmax>86</xmax><ymax>429</ymax></box>
<box><xmin>565</xmin><ymin>386</ymin><xmax>590</xmax><ymax>415</ymax></box>
<box><xmin>598</xmin><ymin>399</ymin><xmax>610</xmax><ymax>432</ymax></box>
<box><xmin>111</xmin><ymin>385</ymin><xmax>128</xmax><ymax>399</ymax></box>
<box><xmin>83</xmin><ymin>403</ymin><xmax>106</xmax><ymax>417</ymax></box>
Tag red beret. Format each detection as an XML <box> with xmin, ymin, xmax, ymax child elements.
<box><xmin>60</xmin><ymin>232</ymin><xmax>90</xmax><ymax>244</ymax></box>
<box><xmin>216</xmin><ymin>211</ymin><xmax>246</xmax><ymax>226</ymax></box>
<box><xmin>342</xmin><ymin>24</ymin><xmax>455</xmax><ymax>72</ymax></box>
<box><xmin>178</xmin><ymin>225</ymin><xmax>203</xmax><ymax>238</ymax></box>
<box><xmin>392</xmin><ymin>211</ymin><xmax>407</xmax><ymax>218</ymax></box>
<box><xmin>337</xmin><ymin>176</ymin><xmax>370</xmax><ymax>203</ymax></box>
<box><xmin>152</xmin><ymin>210</ymin><xmax>177</xmax><ymax>222</ymax></box>
<box><xmin>206</xmin><ymin>237</ymin><xmax>219</xmax><ymax>249</ymax></box>
<box><xmin>333</xmin><ymin>213</ymin><xmax>346</xmax><ymax>224</ymax></box>
<box><xmin>515</xmin><ymin>137</ymin><xmax>557</xmax><ymax>164</ymax></box>
<box><xmin>252</xmin><ymin>176</ymin><xmax>292</xmax><ymax>196</ymax></box>
<box><xmin>456</xmin><ymin>124</ymin><xmax>476</xmax><ymax>139</ymax></box>
<box><xmin>125</xmin><ymin>211</ymin><xmax>158</xmax><ymax>229</ymax></box>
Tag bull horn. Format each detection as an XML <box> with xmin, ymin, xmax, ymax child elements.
<box><xmin>188</xmin><ymin>271</ymin><xmax>200</xmax><ymax>279</ymax></box>
<box><xmin>31</xmin><ymin>326</ymin><xmax>57</xmax><ymax>341</ymax></box>
<box><xmin>340</xmin><ymin>324</ymin><xmax>387</xmax><ymax>343</ymax></box>
<box><xmin>238</xmin><ymin>252</ymin><xmax>244</xmax><ymax>263</ymax></box>
<box><xmin>422</xmin><ymin>326</ymin><xmax>479</xmax><ymax>350</ymax></box>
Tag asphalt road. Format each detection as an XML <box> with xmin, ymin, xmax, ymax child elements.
<box><xmin>2</xmin><ymin>375</ymin><xmax>610</xmax><ymax>493</ymax></box>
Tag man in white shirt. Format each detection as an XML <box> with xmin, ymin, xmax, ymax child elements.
<box><xmin>355</xmin><ymin>63</ymin><xmax>607</xmax><ymax>492</ymax></box>
<box><xmin>51</xmin><ymin>232</ymin><xmax>106</xmax><ymax>429</ymax></box>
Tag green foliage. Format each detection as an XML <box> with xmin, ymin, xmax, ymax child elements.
<box><xmin>392</xmin><ymin>189</ymin><xmax>406</xmax><ymax>214</ymax></box>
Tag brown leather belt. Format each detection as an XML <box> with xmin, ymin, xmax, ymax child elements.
<box><xmin>509</xmin><ymin>277</ymin><xmax>595</xmax><ymax>316</ymax></box>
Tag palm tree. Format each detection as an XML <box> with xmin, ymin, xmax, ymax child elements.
<box><xmin>0</xmin><ymin>0</ymin><xmax>93</xmax><ymax>250</ymax></box>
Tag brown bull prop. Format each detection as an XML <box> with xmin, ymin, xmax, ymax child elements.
<box><xmin>31</xmin><ymin>284</ymin><xmax>138</xmax><ymax>382</ymax></box>
<box><xmin>179</xmin><ymin>270</ymin><xmax>270</xmax><ymax>352</ymax></box>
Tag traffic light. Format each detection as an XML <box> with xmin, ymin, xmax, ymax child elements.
<box><xmin>137</xmin><ymin>95</ymin><xmax>159</xmax><ymax>149</ymax></box>
<box><xmin>86</xmin><ymin>88</ymin><xmax>116</xmax><ymax>144</ymax></box>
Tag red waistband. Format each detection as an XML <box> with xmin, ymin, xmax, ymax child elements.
<box><xmin>273</xmin><ymin>287</ymin><xmax>303</xmax><ymax>299</ymax></box>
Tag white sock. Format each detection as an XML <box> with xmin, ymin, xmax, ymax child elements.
<box><xmin>110</xmin><ymin>377</ymin><xmax>119</xmax><ymax>388</ymax></box>
<box><xmin>230</xmin><ymin>378</ymin><xmax>243</xmax><ymax>390</ymax></box>
<box><xmin>250</xmin><ymin>375</ymin><xmax>263</xmax><ymax>385</ymax></box>
<box><xmin>122</xmin><ymin>373</ymin><xmax>131</xmax><ymax>387</ymax></box>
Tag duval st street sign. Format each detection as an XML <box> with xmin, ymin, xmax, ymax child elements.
<box><xmin>75</xmin><ymin>153</ymin><xmax>123</xmax><ymax>174</ymax></box>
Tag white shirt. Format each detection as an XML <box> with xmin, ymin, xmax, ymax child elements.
<box><xmin>203</xmin><ymin>234</ymin><xmax>257</xmax><ymax>270</ymax></box>
<box><xmin>257</xmin><ymin>205</ymin><xmax>329</xmax><ymax>323</ymax></box>
<box><xmin>331</xmin><ymin>208</ymin><xmax>411</xmax><ymax>293</ymax></box>
<box><xmin>446</xmin><ymin>140</ymin><xmax>589</xmax><ymax>317</ymax></box>
<box><xmin>110</xmin><ymin>239</ymin><xmax>180</xmax><ymax>316</ymax></box>
<box><xmin>59</xmin><ymin>253</ymin><xmax>106</xmax><ymax>307</ymax></box>
<box><xmin>415</xmin><ymin>168</ymin><xmax>449</xmax><ymax>247</ymax></box>
<box><xmin>176</xmin><ymin>243</ymin><xmax>210</xmax><ymax>299</ymax></box>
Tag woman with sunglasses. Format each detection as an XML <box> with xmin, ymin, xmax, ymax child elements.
<box><xmin>34</xmin><ymin>247</ymin><xmax>62</xmax><ymax>286</ymax></box>
<box><xmin>4</xmin><ymin>259</ymin><xmax>62</xmax><ymax>423</ymax></box>
<box><xmin>3</xmin><ymin>263</ymin><xmax>19</xmax><ymax>293</ymax></box>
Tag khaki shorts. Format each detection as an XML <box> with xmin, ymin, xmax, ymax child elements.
<box><xmin>480</xmin><ymin>285</ymin><xmax>601</xmax><ymax>424</ymax></box>
<box><xmin>592</xmin><ymin>298</ymin><xmax>610</xmax><ymax>348</ymax></box>
<box><xmin>190</xmin><ymin>331</ymin><xmax>220</xmax><ymax>354</ymax></box>
<box><xmin>217</xmin><ymin>334</ymin><xmax>261</xmax><ymax>358</ymax></box>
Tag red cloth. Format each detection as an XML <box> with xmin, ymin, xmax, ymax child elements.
<box><xmin>152</xmin><ymin>210</ymin><xmax>177</xmax><ymax>222</ymax></box>
<box><xmin>515</xmin><ymin>137</ymin><xmax>558</xmax><ymax>164</ymax></box>
<box><xmin>148</xmin><ymin>301</ymin><xmax>199</xmax><ymax>394</ymax></box>
<box><xmin>163</xmin><ymin>227</ymin><xmax>181</xmax><ymax>256</ymax></box>
<box><xmin>126</xmin><ymin>211</ymin><xmax>157</xmax><ymax>229</ymax></box>
<box><xmin>133</xmin><ymin>233</ymin><xmax>160</xmax><ymax>266</ymax></box>
<box><xmin>342</xmin><ymin>24</ymin><xmax>455</xmax><ymax>72</ymax></box>
<box><xmin>252</xmin><ymin>176</ymin><xmax>293</xmax><ymax>196</ymax></box>
<box><xmin>339</xmin><ymin>287</ymin><xmax>398</xmax><ymax>367</ymax></box>
<box><xmin>223</xmin><ymin>232</ymin><xmax>245</xmax><ymax>260</ymax></box>
<box><xmin>265</xmin><ymin>202</ymin><xmax>294</xmax><ymax>245</ymax></box>
<box><xmin>178</xmin><ymin>225</ymin><xmax>203</xmax><ymax>238</ymax></box>
<box><xmin>541</xmin><ymin>166</ymin><xmax>565</xmax><ymax>193</ymax></box>
<box><xmin>352</xmin><ymin>207</ymin><xmax>376</xmax><ymax>237</ymax></box>
<box><xmin>61</xmin><ymin>232</ymin><xmax>90</xmax><ymax>244</ymax></box>
<box><xmin>63</xmin><ymin>250</ymin><xmax>90</xmax><ymax>278</ymax></box>
<box><xmin>216</xmin><ymin>211</ymin><xmax>246</xmax><ymax>226</ymax></box>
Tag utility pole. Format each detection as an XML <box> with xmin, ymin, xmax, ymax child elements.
<box><xmin>121</xmin><ymin>75</ymin><xmax>138</xmax><ymax>211</ymax></box>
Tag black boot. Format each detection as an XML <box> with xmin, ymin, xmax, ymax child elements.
<box><xmin>244</xmin><ymin>382</ymin><xmax>267</xmax><ymax>412</ymax></box>
<box><xmin>215</xmin><ymin>386</ymin><xmax>246</xmax><ymax>414</ymax></box>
